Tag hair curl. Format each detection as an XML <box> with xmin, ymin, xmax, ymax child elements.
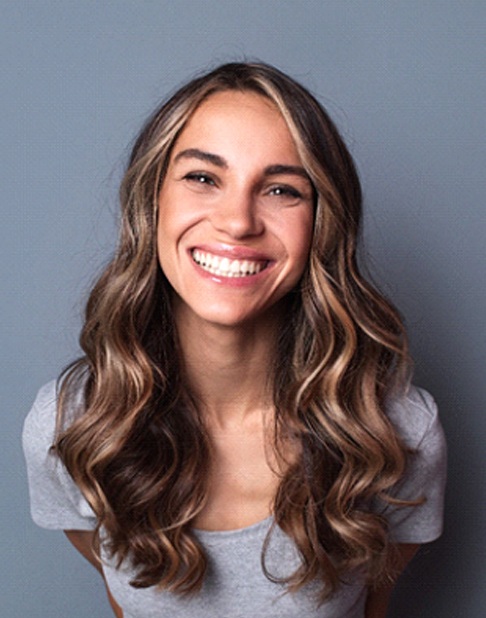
<box><xmin>56</xmin><ymin>62</ymin><xmax>414</xmax><ymax>602</ymax></box>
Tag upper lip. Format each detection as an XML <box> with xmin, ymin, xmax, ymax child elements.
<box><xmin>190</xmin><ymin>243</ymin><xmax>272</xmax><ymax>261</ymax></box>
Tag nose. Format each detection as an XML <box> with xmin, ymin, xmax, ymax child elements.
<box><xmin>210</xmin><ymin>191</ymin><xmax>264</xmax><ymax>239</ymax></box>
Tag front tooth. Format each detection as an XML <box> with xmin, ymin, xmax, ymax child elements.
<box><xmin>220</xmin><ymin>257</ymin><xmax>230</xmax><ymax>273</ymax></box>
<box><xmin>230</xmin><ymin>260</ymin><xmax>240</xmax><ymax>274</ymax></box>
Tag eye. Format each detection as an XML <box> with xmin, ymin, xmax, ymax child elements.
<box><xmin>268</xmin><ymin>185</ymin><xmax>302</xmax><ymax>200</ymax></box>
<box><xmin>183</xmin><ymin>172</ymin><xmax>217</xmax><ymax>187</ymax></box>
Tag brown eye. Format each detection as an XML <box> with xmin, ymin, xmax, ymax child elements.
<box><xmin>269</xmin><ymin>185</ymin><xmax>302</xmax><ymax>199</ymax></box>
<box><xmin>184</xmin><ymin>172</ymin><xmax>216</xmax><ymax>186</ymax></box>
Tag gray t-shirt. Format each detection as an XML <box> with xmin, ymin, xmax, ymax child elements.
<box><xmin>23</xmin><ymin>380</ymin><xmax>446</xmax><ymax>617</ymax></box>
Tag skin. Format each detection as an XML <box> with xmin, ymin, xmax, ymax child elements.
<box><xmin>65</xmin><ymin>91</ymin><xmax>421</xmax><ymax>617</ymax></box>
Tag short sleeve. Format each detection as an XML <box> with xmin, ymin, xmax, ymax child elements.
<box><xmin>22</xmin><ymin>380</ymin><xmax>97</xmax><ymax>531</ymax></box>
<box><xmin>377</xmin><ymin>386</ymin><xmax>447</xmax><ymax>544</ymax></box>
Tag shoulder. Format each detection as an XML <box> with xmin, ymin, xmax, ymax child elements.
<box><xmin>385</xmin><ymin>384</ymin><xmax>443</xmax><ymax>451</ymax></box>
<box><xmin>22</xmin><ymin>379</ymin><xmax>97</xmax><ymax>530</ymax></box>
<box><xmin>22</xmin><ymin>380</ymin><xmax>58</xmax><ymax>447</ymax></box>
<box><xmin>22</xmin><ymin>377</ymin><xmax>86</xmax><ymax>454</ymax></box>
<box><xmin>381</xmin><ymin>385</ymin><xmax>447</xmax><ymax>543</ymax></box>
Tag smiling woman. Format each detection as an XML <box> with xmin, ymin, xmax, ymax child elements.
<box><xmin>22</xmin><ymin>62</ymin><xmax>446</xmax><ymax>618</ymax></box>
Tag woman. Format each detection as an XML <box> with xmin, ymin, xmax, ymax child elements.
<box><xmin>23</xmin><ymin>62</ymin><xmax>446</xmax><ymax>617</ymax></box>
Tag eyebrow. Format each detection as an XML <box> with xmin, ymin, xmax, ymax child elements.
<box><xmin>173</xmin><ymin>148</ymin><xmax>228</xmax><ymax>168</ymax></box>
<box><xmin>173</xmin><ymin>148</ymin><xmax>310</xmax><ymax>181</ymax></box>
<box><xmin>263</xmin><ymin>164</ymin><xmax>309</xmax><ymax>181</ymax></box>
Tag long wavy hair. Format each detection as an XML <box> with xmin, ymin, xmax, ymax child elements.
<box><xmin>55</xmin><ymin>62</ymin><xmax>414</xmax><ymax>602</ymax></box>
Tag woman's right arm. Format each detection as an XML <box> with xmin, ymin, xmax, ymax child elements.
<box><xmin>64</xmin><ymin>530</ymin><xmax>123</xmax><ymax>618</ymax></box>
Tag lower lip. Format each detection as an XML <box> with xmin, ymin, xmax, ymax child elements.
<box><xmin>189</xmin><ymin>255</ymin><xmax>272</xmax><ymax>287</ymax></box>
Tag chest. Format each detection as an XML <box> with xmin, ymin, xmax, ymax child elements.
<box><xmin>193</xmin><ymin>422</ymin><xmax>283</xmax><ymax>531</ymax></box>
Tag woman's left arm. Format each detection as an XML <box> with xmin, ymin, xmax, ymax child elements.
<box><xmin>364</xmin><ymin>543</ymin><xmax>420</xmax><ymax>618</ymax></box>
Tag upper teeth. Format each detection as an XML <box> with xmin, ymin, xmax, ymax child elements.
<box><xmin>192</xmin><ymin>250</ymin><xmax>267</xmax><ymax>277</ymax></box>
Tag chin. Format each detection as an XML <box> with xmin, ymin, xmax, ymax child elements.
<box><xmin>198</xmin><ymin>311</ymin><xmax>257</xmax><ymax>329</ymax></box>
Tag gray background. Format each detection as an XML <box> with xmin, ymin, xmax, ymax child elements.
<box><xmin>2</xmin><ymin>1</ymin><xmax>484</xmax><ymax>616</ymax></box>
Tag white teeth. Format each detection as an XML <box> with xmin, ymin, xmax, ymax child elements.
<box><xmin>191</xmin><ymin>250</ymin><xmax>267</xmax><ymax>277</ymax></box>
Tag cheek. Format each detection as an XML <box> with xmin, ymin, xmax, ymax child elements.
<box><xmin>156</xmin><ymin>214</ymin><xmax>170</xmax><ymax>267</ymax></box>
<box><xmin>157</xmin><ymin>185</ymin><xmax>208</xmax><ymax>239</ymax></box>
<box><xmin>156</xmin><ymin>207</ymin><xmax>181</xmax><ymax>277</ymax></box>
<box><xmin>156</xmin><ymin>201</ymin><xmax>195</xmax><ymax>258</ymax></box>
<box><xmin>284</xmin><ymin>211</ymin><xmax>314</xmax><ymax>265</ymax></box>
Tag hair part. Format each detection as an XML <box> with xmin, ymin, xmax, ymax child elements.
<box><xmin>55</xmin><ymin>61</ymin><xmax>414</xmax><ymax>604</ymax></box>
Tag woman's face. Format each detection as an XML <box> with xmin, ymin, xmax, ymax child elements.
<box><xmin>157</xmin><ymin>90</ymin><xmax>314</xmax><ymax>329</ymax></box>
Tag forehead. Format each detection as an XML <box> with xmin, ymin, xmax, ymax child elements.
<box><xmin>172</xmin><ymin>90</ymin><xmax>300</xmax><ymax>162</ymax></box>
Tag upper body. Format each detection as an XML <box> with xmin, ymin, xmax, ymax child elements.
<box><xmin>23</xmin><ymin>62</ymin><xmax>447</xmax><ymax>617</ymax></box>
<box><xmin>24</xmin><ymin>380</ymin><xmax>446</xmax><ymax>617</ymax></box>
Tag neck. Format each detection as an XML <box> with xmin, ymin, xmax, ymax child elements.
<box><xmin>175</xmin><ymin>310</ymin><xmax>282</xmax><ymax>429</ymax></box>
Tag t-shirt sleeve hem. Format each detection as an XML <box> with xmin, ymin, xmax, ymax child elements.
<box><xmin>31</xmin><ymin>509</ymin><xmax>97</xmax><ymax>531</ymax></box>
<box><xmin>390</xmin><ymin>523</ymin><xmax>444</xmax><ymax>545</ymax></box>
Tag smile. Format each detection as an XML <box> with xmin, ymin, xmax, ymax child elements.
<box><xmin>191</xmin><ymin>249</ymin><xmax>268</xmax><ymax>278</ymax></box>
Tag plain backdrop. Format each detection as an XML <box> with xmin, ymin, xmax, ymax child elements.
<box><xmin>2</xmin><ymin>1</ymin><xmax>485</xmax><ymax>616</ymax></box>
